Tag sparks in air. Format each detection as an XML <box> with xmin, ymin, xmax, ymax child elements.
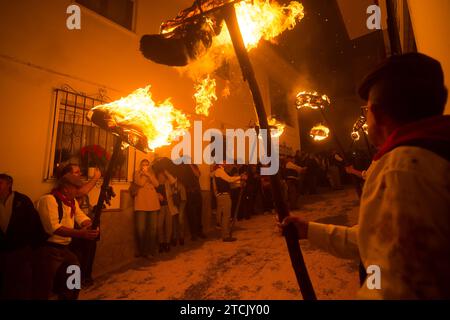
<box><xmin>194</xmin><ymin>75</ymin><xmax>218</xmax><ymax>116</ymax></box>
<box><xmin>91</xmin><ymin>86</ymin><xmax>190</xmax><ymax>151</ymax></box>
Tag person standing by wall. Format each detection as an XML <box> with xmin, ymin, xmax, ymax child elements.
<box><xmin>134</xmin><ymin>159</ymin><xmax>160</xmax><ymax>258</ymax></box>
<box><xmin>0</xmin><ymin>174</ymin><xmax>40</xmax><ymax>300</ymax></box>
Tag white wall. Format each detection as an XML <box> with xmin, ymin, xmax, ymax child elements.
<box><xmin>0</xmin><ymin>0</ymin><xmax>300</xmax><ymax>203</ymax></box>
<box><xmin>408</xmin><ymin>0</ymin><xmax>450</xmax><ymax>114</ymax></box>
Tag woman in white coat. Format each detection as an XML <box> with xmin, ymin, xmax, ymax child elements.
<box><xmin>134</xmin><ymin>159</ymin><xmax>160</xmax><ymax>258</ymax></box>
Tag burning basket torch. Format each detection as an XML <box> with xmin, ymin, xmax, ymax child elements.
<box><xmin>86</xmin><ymin>86</ymin><xmax>190</xmax><ymax>230</ymax></box>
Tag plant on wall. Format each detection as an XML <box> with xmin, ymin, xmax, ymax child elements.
<box><xmin>80</xmin><ymin>144</ymin><xmax>111</xmax><ymax>171</ymax></box>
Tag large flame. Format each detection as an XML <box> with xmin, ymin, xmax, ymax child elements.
<box><xmin>310</xmin><ymin>124</ymin><xmax>330</xmax><ymax>142</ymax></box>
<box><xmin>185</xmin><ymin>0</ymin><xmax>305</xmax><ymax>114</ymax></box>
<box><xmin>215</xmin><ymin>0</ymin><xmax>305</xmax><ymax>50</ymax></box>
<box><xmin>93</xmin><ymin>86</ymin><xmax>190</xmax><ymax>151</ymax></box>
<box><xmin>194</xmin><ymin>75</ymin><xmax>218</xmax><ymax>116</ymax></box>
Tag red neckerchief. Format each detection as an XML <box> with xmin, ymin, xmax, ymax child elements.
<box><xmin>373</xmin><ymin>115</ymin><xmax>450</xmax><ymax>161</ymax></box>
<box><xmin>51</xmin><ymin>189</ymin><xmax>75</xmax><ymax>218</ymax></box>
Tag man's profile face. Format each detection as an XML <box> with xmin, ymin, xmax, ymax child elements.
<box><xmin>63</xmin><ymin>184</ymin><xmax>78</xmax><ymax>200</ymax></box>
<box><xmin>366</xmin><ymin>86</ymin><xmax>385</xmax><ymax>148</ymax></box>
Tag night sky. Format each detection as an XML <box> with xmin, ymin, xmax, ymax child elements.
<box><xmin>270</xmin><ymin>0</ymin><xmax>385</xmax><ymax>154</ymax></box>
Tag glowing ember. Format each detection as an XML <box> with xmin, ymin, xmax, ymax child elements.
<box><xmin>362</xmin><ymin>123</ymin><xmax>369</xmax><ymax>135</ymax></box>
<box><xmin>296</xmin><ymin>91</ymin><xmax>331</xmax><ymax>110</ymax></box>
<box><xmin>91</xmin><ymin>86</ymin><xmax>190</xmax><ymax>151</ymax></box>
<box><xmin>351</xmin><ymin>131</ymin><xmax>360</xmax><ymax>141</ymax></box>
<box><xmin>310</xmin><ymin>124</ymin><xmax>330</xmax><ymax>141</ymax></box>
<box><xmin>194</xmin><ymin>75</ymin><xmax>218</xmax><ymax>116</ymax></box>
<box><xmin>352</xmin><ymin>115</ymin><xmax>369</xmax><ymax>141</ymax></box>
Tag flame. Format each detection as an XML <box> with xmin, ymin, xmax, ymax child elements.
<box><xmin>296</xmin><ymin>91</ymin><xmax>331</xmax><ymax>110</ymax></box>
<box><xmin>256</xmin><ymin>117</ymin><xmax>285</xmax><ymax>139</ymax></box>
<box><xmin>184</xmin><ymin>1</ymin><xmax>305</xmax><ymax>115</ymax></box>
<box><xmin>310</xmin><ymin>124</ymin><xmax>330</xmax><ymax>142</ymax></box>
<box><xmin>215</xmin><ymin>0</ymin><xmax>305</xmax><ymax>50</ymax></box>
<box><xmin>268</xmin><ymin>117</ymin><xmax>285</xmax><ymax>138</ymax></box>
<box><xmin>194</xmin><ymin>75</ymin><xmax>218</xmax><ymax>116</ymax></box>
<box><xmin>92</xmin><ymin>86</ymin><xmax>190</xmax><ymax>151</ymax></box>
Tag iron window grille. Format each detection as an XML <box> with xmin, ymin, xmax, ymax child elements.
<box><xmin>46</xmin><ymin>86</ymin><xmax>128</xmax><ymax>181</ymax></box>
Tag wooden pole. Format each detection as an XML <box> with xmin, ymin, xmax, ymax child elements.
<box><xmin>386</xmin><ymin>0</ymin><xmax>402</xmax><ymax>55</ymax></box>
<box><xmin>91</xmin><ymin>138</ymin><xmax>122</xmax><ymax>230</ymax></box>
<box><xmin>223</xmin><ymin>4</ymin><xmax>316</xmax><ymax>300</ymax></box>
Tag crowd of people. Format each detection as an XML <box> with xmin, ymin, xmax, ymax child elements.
<box><xmin>0</xmin><ymin>150</ymin><xmax>367</xmax><ymax>300</ymax></box>
<box><xmin>1</xmin><ymin>53</ymin><xmax>449</xmax><ymax>300</ymax></box>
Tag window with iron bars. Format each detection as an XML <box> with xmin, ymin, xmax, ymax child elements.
<box><xmin>46</xmin><ymin>87</ymin><xmax>128</xmax><ymax>181</ymax></box>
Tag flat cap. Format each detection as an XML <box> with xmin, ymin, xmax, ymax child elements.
<box><xmin>358</xmin><ymin>52</ymin><xmax>445</xmax><ymax>101</ymax></box>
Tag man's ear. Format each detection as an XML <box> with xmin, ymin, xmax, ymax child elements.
<box><xmin>370</xmin><ymin>103</ymin><xmax>385</xmax><ymax>125</ymax></box>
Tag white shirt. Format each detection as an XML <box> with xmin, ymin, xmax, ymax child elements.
<box><xmin>0</xmin><ymin>192</ymin><xmax>14</xmax><ymax>233</ymax></box>
<box><xmin>36</xmin><ymin>194</ymin><xmax>90</xmax><ymax>245</ymax></box>
<box><xmin>308</xmin><ymin>146</ymin><xmax>450</xmax><ymax>299</ymax></box>
<box><xmin>164</xmin><ymin>172</ymin><xmax>179</xmax><ymax>216</ymax></box>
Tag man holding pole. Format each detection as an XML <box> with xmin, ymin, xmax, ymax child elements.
<box><xmin>34</xmin><ymin>174</ymin><xmax>99</xmax><ymax>300</ymax></box>
<box><xmin>212</xmin><ymin>164</ymin><xmax>245</xmax><ymax>242</ymax></box>
<box><xmin>282</xmin><ymin>53</ymin><xmax>450</xmax><ymax>299</ymax></box>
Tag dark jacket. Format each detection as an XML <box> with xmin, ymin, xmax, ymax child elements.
<box><xmin>0</xmin><ymin>192</ymin><xmax>41</xmax><ymax>251</ymax></box>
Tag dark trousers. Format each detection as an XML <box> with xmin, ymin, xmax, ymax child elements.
<box><xmin>186</xmin><ymin>191</ymin><xmax>203</xmax><ymax>238</ymax></box>
<box><xmin>70</xmin><ymin>238</ymin><xmax>97</xmax><ymax>282</ymax></box>
<box><xmin>261</xmin><ymin>186</ymin><xmax>274</xmax><ymax>212</ymax></box>
<box><xmin>238</xmin><ymin>186</ymin><xmax>256</xmax><ymax>220</ymax></box>
<box><xmin>32</xmin><ymin>244</ymin><xmax>80</xmax><ymax>300</ymax></box>
<box><xmin>230</xmin><ymin>188</ymin><xmax>241</xmax><ymax>219</ymax></box>
<box><xmin>0</xmin><ymin>247</ymin><xmax>33</xmax><ymax>300</ymax></box>
<box><xmin>286</xmin><ymin>178</ymin><xmax>299</xmax><ymax>210</ymax></box>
